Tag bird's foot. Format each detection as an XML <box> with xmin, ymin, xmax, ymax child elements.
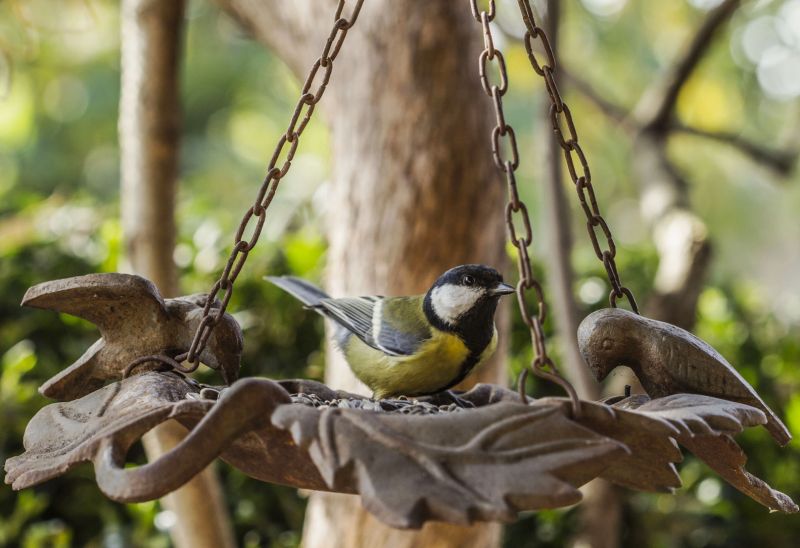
<box><xmin>378</xmin><ymin>398</ymin><xmax>410</xmax><ymax>412</ymax></box>
<box><xmin>440</xmin><ymin>390</ymin><xmax>476</xmax><ymax>409</ymax></box>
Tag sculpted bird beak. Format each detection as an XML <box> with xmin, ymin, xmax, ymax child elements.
<box><xmin>491</xmin><ymin>282</ymin><xmax>515</xmax><ymax>296</ymax></box>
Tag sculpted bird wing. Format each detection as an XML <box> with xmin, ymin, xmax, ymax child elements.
<box><xmin>21</xmin><ymin>273</ymin><xmax>168</xmax><ymax>341</ymax></box>
<box><xmin>317</xmin><ymin>296</ymin><xmax>431</xmax><ymax>357</ymax></box>
<box><xmin>661</xmin><ymin>324</ymin><xmax>791</xmax><ymax>446</ymax></box>
<box><xmin>662</xmin><ymin>326</ymin><xmax>761</xmax><ymax>401</ymax></box>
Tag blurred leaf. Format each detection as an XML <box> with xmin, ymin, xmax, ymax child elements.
<box><xmin>284</xmin><ymin>230</ymin><xmax>324</xmax><ymax>276</ymax></box>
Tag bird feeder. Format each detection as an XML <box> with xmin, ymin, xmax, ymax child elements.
<box><xmin>4</xmin><ymin>0</ymin><xmax>796</xmax><ymax>529</ymax></box>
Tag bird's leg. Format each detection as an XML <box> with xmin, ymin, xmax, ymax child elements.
<box><xmin>377</xmin><ymin>396</ymin><xmax>411</xmax><ymax>412</ymax></box>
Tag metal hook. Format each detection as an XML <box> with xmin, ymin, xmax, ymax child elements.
<box><xmin>517</xmin><ymin>358</ymin><xmax>581</xmax><ymax>419</ymax></box>
<box><xmin>123</xmin><ymin>353</ymin><xmax>199</xmax><ymax>379</ymax></box>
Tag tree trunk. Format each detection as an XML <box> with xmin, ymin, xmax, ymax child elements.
<box><xmin>216</xmin><ymin>1</ymin><xmax>507</xmax><ymax>546</ymax></box>
<box><xmin>118</xmin><ymin>2</ymin><xmax>235</xmax><ymax>547</ymax></box>
<box><xmin>312</xmin><ymin>5</ymin><xmax>507</xmax><ymax>546</ymax></box>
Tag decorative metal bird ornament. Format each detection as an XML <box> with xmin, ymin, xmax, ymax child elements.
<box><xmin>22</xmin><ymin>273</ymin><xmax>243</xmax><ymax>400</ymax></box>
<box><xmin>578</xmin><ymin>308</ymin><xmax>791</xmax><ymax>446</ymax></box>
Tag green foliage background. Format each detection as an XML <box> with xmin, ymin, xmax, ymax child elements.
<box><xmin>1</xmin><ymin>0</ymin><xmax>798</xmax><ymax>546</ymax></box>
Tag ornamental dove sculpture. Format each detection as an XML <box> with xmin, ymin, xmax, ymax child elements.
<box><xmin>21</xmin><ymin>273</ymin><xmax>243</xmax><ymax>401</ymax></box>
<box><xmin>577</xmin><ymin>308</ymin><xmax>791</xmax><ymax>446</ymax></box>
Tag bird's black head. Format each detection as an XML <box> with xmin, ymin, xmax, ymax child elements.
<box><xmin>423</xmin><ymin>265</ymin><xmax>514</xmax><ymax>349</ymax></box>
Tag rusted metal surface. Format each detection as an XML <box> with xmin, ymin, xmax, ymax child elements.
<box><xmin>539</xmin><ymin>397</ymin><xmax>684</xmax><ymax>493</ymax></box>
<box><xmin>6</xmin><ymin>369</ymin><xmax>796</xmax><ymax>526</ymax></box>
<box><xmin>615</xmin><ymin>393</ymin><xmax>798</xmax><ymax>513</ymax></box>
<box><xmin>4</xmin><ymin>372</ymin><xmax>325</xmax><ymax>498</ymax></box>
<box><xmin>539</xmin><ymin>392</ymin><xmax>796</xmax><ymax>514</ymax></box>
<box><xmin>4</xmin><ymin>372</ymin><xmax>624</xmax><ymax>527</ymax></box>
<box><xmin>6</xmin><ymin>277</ymin><xmax>797</xmax><ymax>523</ymax></box>
<box><xmin>22</xmin><ymin>273</ymin><xmax>243</xmax><ymax>401</ymax></box>
<box><xmin>273</xmin><ymin>392</ymin><xmax>624</xmax><ymax>528</ymax></box>
<box><xmin>578</xmin><ymin>307</ymin><xmax>792</xmax><ymax>446</ymax></box>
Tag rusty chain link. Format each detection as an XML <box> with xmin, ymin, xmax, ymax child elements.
<box><xmin>515</xmin><ymin>0</ymin><xmax>638</xmax><ymax>315</ymax></box>
<box><xmin>129</xmin><ymin>0</ymin><xmax>365</xmax><ymax>379</ymax></box>
<box><xmin>469</xmin><ymin>0</ymin><xmax>579</xmax><ymax>416</ymax></box>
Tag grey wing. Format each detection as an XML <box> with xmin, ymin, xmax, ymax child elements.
<box><xmin>316</xmin><ymin>296</ymin><xmax>427</xmax><ymax>357</ymax></box>
<box><xmin>376</xmin><ymin>323</ymin><xmax>428</xmax><ymax>358</ymax></box>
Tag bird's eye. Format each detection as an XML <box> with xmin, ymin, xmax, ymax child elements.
<box><xmin>462</xmin><ymin>275</ymin><xmax>475</xmax><ymax>285</ymax></box>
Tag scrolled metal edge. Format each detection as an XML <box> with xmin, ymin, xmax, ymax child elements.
<box><xmin>92</xmin><ymin>377</ymin><xmax>291</xmax><ymax>502</ymax></box>
<box><xmin>5</xmin><ymin>373</ymin><xmax>293</xmax><ymax>503</ymax></box>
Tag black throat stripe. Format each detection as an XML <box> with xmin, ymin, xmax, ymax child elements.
<box><xmin>419</xmin><ymin>292</ymin><xmax>498</xmax><ymax>395</ymax></box>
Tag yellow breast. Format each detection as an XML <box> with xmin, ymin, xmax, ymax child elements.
<box><xmin>344</xmin><ymin>327</ymin><xmax>496</xmax><ymax>399</ymax></box>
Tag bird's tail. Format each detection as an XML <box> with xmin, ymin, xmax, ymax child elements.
<box><xmin>765</xmin><ymin>410</ymin><xmax>792</xmax><ymax>447</ymax></box>
<box><xmin>265</xmin><ymin>276</ymin><xmax>329</xmax><ymax>307</ymax></box>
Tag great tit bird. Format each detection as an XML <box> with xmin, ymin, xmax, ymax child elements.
<box><xmin>267</xmin><ymin>264</ymin><xmax>514</xmax><ymax>400</ymax></box>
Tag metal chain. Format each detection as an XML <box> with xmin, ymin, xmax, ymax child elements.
<box><xmin>163</xmin><ymin>0</ymin><xmax>365</xmax><ymax>375</ymax></box>
<box><xmin>469</xmin><ymin>0</ymin><xmax>579</xmax><ymax>416</ymax></box>
<box><xmin>514</xmin><ymin>0</ymin><xmax>638</xmax><ymax>314</ymax></box>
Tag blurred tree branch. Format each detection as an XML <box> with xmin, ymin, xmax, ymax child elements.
<box><xmin>634</xmin><ymin>0</ymin><xmax>743</xmax><ymax>131</ymax></box>
<box><xmin>671</xmin><ymin>124</ymin><xmax>797</xmax><ymax>177</ymax></box>
<box><xmin>560</xmin><ymin>68</ymin><xmax>631</xmax><ymax>126</ymax></box>
<box><xmin>562</xmin><ymin>69</ymin><xmax>798</xmax><ymax>177</ymax></box>
<box><xmin>214</xmin><ymin>0</ymin><xmax>323</xmax><ymax>76</ymax></box>
<box><xmin>554</xmin><ymin>0</ymin><xmax>797</xmax><ymax>327</ymax></box>
<box><xmin>118</xmin><ymin>1</ymin><xmax>235</xmax><ymax>547</ymax></box>
<box><xmin>540</xmin><ymin>2</ymin><xmax>621</xmax><ymax>547</ymax></box>
<box><xmin>540</xmin><ymin>0</ymin><xmax>600</xmax><ymax>410</ymax></box>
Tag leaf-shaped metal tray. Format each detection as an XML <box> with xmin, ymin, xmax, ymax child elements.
<box><xmin>5</xmin><ymin>372</ymin><xmax>796</xmax><ymax>528</ymax></box>
<box><xmin>5</xmin><ymin>274</ymin><xmax>797</xmax><ymax>528</ymax></box>
<box><xmin>5</xmin><ymin>373</ymin><xmax>624</xmax><ymax>527</ymax></box>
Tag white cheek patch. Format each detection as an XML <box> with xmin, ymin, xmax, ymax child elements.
<box><xmin>431</xmin><ymin>284</ymin><xmax>485</xmax><ymax>325</ymax></box>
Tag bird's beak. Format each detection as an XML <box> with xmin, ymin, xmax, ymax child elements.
<box><xmin>490</xmin><ymin>282</ymin><xmax>515</xmax><ymax>296</ymax></box>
